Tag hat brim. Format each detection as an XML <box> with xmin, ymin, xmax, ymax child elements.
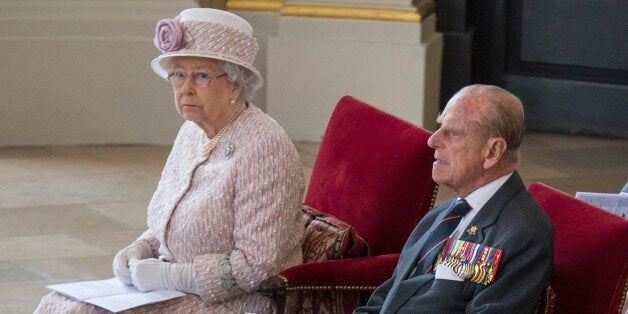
<box><xmin>151</xmin><ymin>53</ymin><xmax>262</xmax><ymax>86</ymax></box>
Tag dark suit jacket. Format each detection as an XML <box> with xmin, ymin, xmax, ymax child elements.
<box><xmin>355</xmin><ymin>172</ymin><xmax>554</xmax><ymax>313</ymax></box>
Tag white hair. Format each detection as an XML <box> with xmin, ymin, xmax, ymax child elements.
<box><xmin>218</xmin><ymin>60</ymin><xmax>263</xmax><ymax>102</ymax></box>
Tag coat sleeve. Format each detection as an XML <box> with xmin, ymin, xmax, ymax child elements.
<box><xmin>192</xmin><ymin>131</ymin><xmax>305</xmax><ymax>304</ymax></box>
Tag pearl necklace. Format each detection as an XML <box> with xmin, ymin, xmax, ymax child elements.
<box><xmin>199</xmin><ymin>104</ymin><xmax>246</xmax><ymax>157</ymax></box>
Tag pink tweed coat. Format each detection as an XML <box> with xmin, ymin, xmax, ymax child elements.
<box><xmin>35</xmin><ymin>105</ymin><xmax>306</xmax><ymax>313</ymax></box>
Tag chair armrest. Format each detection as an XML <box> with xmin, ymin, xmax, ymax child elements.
<box><xmin>279</xmin><ymin>253</ymin><xmax>399</xmax><ymax>291</ymax></box>
<box><xmin>534</xmin><ymin>284</ymin><xmax>555</xmax><ymax>314</ymax></box>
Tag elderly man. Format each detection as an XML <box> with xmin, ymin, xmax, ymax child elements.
<box><xmin>355</xmin><ymin>85</ymin><xmax>554</xmax><ymax>313</ymax></box>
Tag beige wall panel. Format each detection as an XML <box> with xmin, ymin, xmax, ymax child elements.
<box><xmin>0</xmin><ymin>0</ymin><xmax>197</xmax><ymax>146</ymax></box>
<box><xmin>265</xmin><ymin>14</ymin><xmax>442</xmax><ymax>141</ymax></box>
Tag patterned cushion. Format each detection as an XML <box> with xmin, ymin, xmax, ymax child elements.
<box><xmin>302</xmin><ymin>205</ymin><xmax>370</xmax><ymax>262</ymax></box>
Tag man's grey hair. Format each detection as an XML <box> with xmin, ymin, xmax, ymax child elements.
<box><xmin>456</xmin><ymin>84</ymin><xmax>525</xmax><ymax>163</ymax></box>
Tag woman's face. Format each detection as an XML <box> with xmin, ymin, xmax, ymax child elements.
<box><xmin>169</xmin><ymin>57</ymin><xmax>240</xmax><ymax>131</ymax></box>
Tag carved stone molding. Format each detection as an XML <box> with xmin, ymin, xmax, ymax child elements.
<box><xmin>225</xmin><ymin>0</ymin><xmax>435</xmax><ymax>22</ymax></box>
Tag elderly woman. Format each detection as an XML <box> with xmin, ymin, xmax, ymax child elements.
<box><xmin>35</xmin><ymin>8</ymin><xmax>305</xmax><ymax>313</ymax></box>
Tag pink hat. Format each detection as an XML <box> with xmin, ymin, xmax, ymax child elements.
<box><xmin>150</xmin><ymin>8</ymin><xmax>262</xmax><ymax>86</ymax></box>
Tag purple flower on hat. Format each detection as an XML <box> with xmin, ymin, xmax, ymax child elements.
<box><xmin>154</xmin><ymin>17</ymin><xmax>184</xmax><ymax>52</ymax></box>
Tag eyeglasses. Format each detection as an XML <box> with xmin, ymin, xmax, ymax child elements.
<box><xmin>167</xmin><ymin>71</ymin><xmax>228</xmax><ymax>88</ymax></box>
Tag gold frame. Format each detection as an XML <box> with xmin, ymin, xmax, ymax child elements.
<box><xmin>226</xmin><ymin>0</ymin><xmax>284</xmax><ymax>12</ymax></box>
<box><xmin>226</xmin><ymin>1</ymin><xmax>435</xmax><ymax>23</ymax></box>
<box><xmin>281</xmin><ymin>5</ymin><xmax>422</xmax><ymax>23</ymax></box>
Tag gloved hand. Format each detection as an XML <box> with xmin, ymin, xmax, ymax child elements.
<box><xmin>112</xmin><ymin>241</ymin><xmax>153</xmax><ymax>285</ymax></box>
<box><xmin>129</xmin><ymin>258</ymin><xmax>199</xmax><ymax>295</ymax></box>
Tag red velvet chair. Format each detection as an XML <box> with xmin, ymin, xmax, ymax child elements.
<box><xmin>270</xmin><ymin>95</ymin><xmax>438</xmax><ymax>313</ymax></box>
<box><xmin>528</xmin><ymin>182</ymin><xmax>628</xmax><ymax>314</ymax></box>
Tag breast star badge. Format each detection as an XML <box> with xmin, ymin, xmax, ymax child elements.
<box><xmin>467</xmin><ymin>225</ymin><xmax>478</xmax><ymax>236</ymax></box>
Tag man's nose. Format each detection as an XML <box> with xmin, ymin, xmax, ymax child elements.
<box><xmin>427</xmin><ymin>129</ymin><xmax>440</xmax><ymax>148</ymax></box>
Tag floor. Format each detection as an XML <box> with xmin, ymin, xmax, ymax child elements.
<box><xmin>0</xmin><ymin>132</ymin><xmax>626</xmax><ymax>313</ymax></box>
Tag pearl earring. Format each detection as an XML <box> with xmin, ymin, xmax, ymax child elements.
<box><xmin>229</xmin><ymin>99</ymin><xmax>236</xmax><ymax>106</ymax></box>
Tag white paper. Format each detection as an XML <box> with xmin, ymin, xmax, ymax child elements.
<box><xmin>575</xmin><ymin>191</ymin><xmax>628</xmax><ymax>219</ymax></box>
<box><xmin>46</xmin><ymin>278</ymin><xmax>185</xmax><ymax>312</ymax></box>
<box><xmin>434</xmin><ymin>263</ymin><xmax>463</xmax><ymax>281</ymax></box>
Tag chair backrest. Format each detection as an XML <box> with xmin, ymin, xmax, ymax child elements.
<box><xmin>304</xmin><ymin>96</ymin><xmax>437</xmax><ymax>256</ymax></box>
<box><xmin>528</xmin><ymin>182</ymin><xmax>628</xmax><ymax>314</ymax></box>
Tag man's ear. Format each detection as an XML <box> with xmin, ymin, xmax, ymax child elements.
<box><xmin>483</xmin><ymin>138</ymin><xmax>507</xmax><ymax>169</ymax></box>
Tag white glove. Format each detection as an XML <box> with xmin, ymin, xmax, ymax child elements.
<box><xmin>112</xmin><ymin>241</ymin><xmax>153</xmax><ymax>285</ymax></box>
<box><xmin>129</xmin><ymin>258</ymin><xmax>199</xmax><ymax>295</ymax></box>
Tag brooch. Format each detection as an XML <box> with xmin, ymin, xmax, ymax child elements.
<box><xmin>225</xmin><ymin>144</ymin><xmax>235</xmax><ymax>159</ymax></box>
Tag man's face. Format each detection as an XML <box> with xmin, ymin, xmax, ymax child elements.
<box><xmin>427</xmin><ymin>96</ymin><xmax>488</xmax><ymax>197</ymax></box>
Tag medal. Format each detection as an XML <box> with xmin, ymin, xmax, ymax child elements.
<box><xmin>437</xmin><ymin>238</ymin><xmax>504</xmax><ymax>285</ymax></box>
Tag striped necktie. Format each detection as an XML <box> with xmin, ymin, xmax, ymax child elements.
<box><xmin>411</xmin><ymin>199</ymin><xmax>471</xmax><ymax>277</ymax></box>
